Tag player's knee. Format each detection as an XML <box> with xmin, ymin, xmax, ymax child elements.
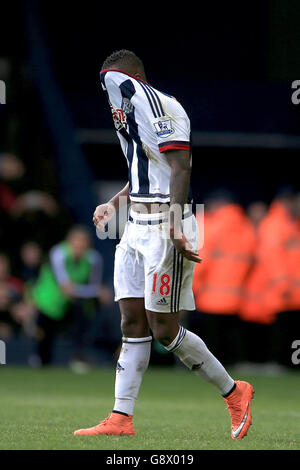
<box><xmin>152</xmin><ymin>325</ymin><xmax>174</xmax><ymax>347</ymax></box>
<box><xmin>120</xmin><ymin>316</ymin><xmax>148</xmax><ymax>338</ymax></box>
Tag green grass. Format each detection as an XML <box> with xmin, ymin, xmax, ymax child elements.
<box><xmin>0</xmin><ymin>365</ymin><xmax>299</xmax><ymax>450</ymax></box>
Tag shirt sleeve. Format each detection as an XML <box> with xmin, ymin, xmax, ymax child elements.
<box><xmin>153</xmin><ymin>98</ymin><xmax>191</xmax><ymax>154</ymax></box>
<box><xmin>49</xmin><ymin>245</ymin><xmax>70</xmax><ymax>285</ymax></box>
<box><xmin>100</xmin><ymin>71</ymin><xmax>136</xmax><ymax>133</ymax></box>
<box><xmin>101</xmin><ymin>71</ymin><xmax>123</xmax><ymax>108</ymax></box>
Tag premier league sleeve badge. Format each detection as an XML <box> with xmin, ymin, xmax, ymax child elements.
<box><xmin>154</xmin><ymin>119</ymin><xmax>175</xmax><ymax>138</ymax></box>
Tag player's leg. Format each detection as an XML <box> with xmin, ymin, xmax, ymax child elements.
<box><xmin>144</xmin><ymin>213</ymin><xmax>254</xmax><ymax>439</ymax></box>
<box><xmin>146</xmin><ymin>307</ymin><xmax>254</xmax><ymax>439</ymax></box>
<box><xmin>144</xmin><ymin>213</ymin><xmax>234</xmax><ymax>394</ymax></box>
<box><xmin>113</xmin><ymin>298</ymin><xmax>151</xmax><ymax>418</ymax></box>
<box><xmin>145</xmin><ymin>309</ymin><xmax>235</xmax><ymax>395</ymax></box>
<box><xmin>111</xmin><ymin>238</ymin><xmax>152</xmax><ymax>425</ymax></box>
<box><xmin>74</xmin><ymin>230</ymin><xmax>151</xmax><ymax>436</ymax></box>
<box><xmin>74</xmin><ymin>297</ymin><xmax>150</xmax><ymax>436</ymax></box>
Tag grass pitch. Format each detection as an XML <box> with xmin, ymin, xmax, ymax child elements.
<box><xmin>0</xmin><ymin>365</ymin><xmax>299</xmax><ymax>450</ymax></box>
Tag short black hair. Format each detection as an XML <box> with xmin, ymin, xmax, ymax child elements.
<box><xmin>101</xmin><ymin>49</ymin><xmax>144</xmax><ymax>71</ymax></box>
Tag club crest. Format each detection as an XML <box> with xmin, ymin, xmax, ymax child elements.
<box><xmin>122</xmin><ymin>97</ymin><xmax>134</xmax><ymax>114</ymax></box>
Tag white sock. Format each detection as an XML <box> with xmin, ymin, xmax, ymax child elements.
<box><xmin>165</xmin><ymin>327</ymin><xmax>235</xmax><ymax>395</ymax></box>
<box><xmin>113</xmin><ymin>336</ymin><xmax>152</xmax><ymax>415</ymax></box>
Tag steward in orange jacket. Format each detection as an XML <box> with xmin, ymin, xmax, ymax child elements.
<box><xmin>251</xmin><ymin>187</ymin><xmax>300</xmax><ymax>367</ymax></box>
<box><xmin>193</xmin><ymin>201</ymin><xmax>256</xmax><ymax>315</ymax></box>
<box><xmin>239</xmin><ymin>201</ymin><xmax>276</xmax><ymax>325</ymax></box>
<box><xmin>256</xmin><ymin>198</ymin><xmax>300</xmax><ymax>315</ymax></box>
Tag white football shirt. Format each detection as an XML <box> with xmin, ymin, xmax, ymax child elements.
<box><xmin>100</xmin><ymin>69</ymin><xmax>191</xmax><ymax>203</ymax></box>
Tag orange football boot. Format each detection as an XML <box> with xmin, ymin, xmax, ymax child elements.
<box><xmin>73</xmin><ymin>412</ymin><xmax>135</xmax><ymax>436</ymax></box>
<box><xmin>224</xmin><ymin>380</ymin><xmax>254</xmax><ymax>439</ymax></box>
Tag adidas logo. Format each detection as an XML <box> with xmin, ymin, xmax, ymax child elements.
<box><xmin>156</xmin><ymin>297</ymin><xmax>168</xmax><ymax>305</ymax></box>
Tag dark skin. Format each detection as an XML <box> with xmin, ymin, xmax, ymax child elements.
<box><xmin>94</xmin><ymin>61</ymin><xmax>201</xmax><ymax>345</ymax></box>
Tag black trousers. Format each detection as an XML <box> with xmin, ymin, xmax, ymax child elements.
<box><xmin>271</xmin><ymin>309</ymin><xmax>300</xmax><ymax>368</ymax></box>
<box><xmin>35</xmin><ymin>302</ymin><xmax>95</xmax><ymax>365</ymax></box>
<box><xmin>188</xmin><ymin>311</ymin><xmax>244</xmax><ymax>366</ymax></box>
<box><xmin>239</xmin><ymin>320</ymin><xmax>274</xmax><ymax>364</ymax></box>
<box><xmin>35</xmin><ymin>313</ymin><xmax>58</xmax><ymax>365</ymax></box>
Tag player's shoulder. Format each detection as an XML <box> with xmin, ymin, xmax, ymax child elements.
<box><xmin>100</xmin><ymin>69</ymin><xmax>138</xmax><ymax>90</ymax></box>
<box><xmin>150</xmin><ymin>84</ymin><xmax>188</xmax><ymax>118</ymax></box>
<box><xmin>100</xmin><ymin>69</ymin><xmax>188</xmax><ymax>117</ymax></box>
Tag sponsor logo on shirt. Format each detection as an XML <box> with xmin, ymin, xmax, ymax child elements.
<box><xmin>110</xmin><ymin>105</ymin><xmax>128</xmax><ymax>131</ymax></box>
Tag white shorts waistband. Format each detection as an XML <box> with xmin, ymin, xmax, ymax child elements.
<box><xmin>129</xmin><ymin>205</ymin><xmax>193</xmax><ymax>224</ymax></box>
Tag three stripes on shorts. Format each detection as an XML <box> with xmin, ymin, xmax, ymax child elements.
<box><xmin>171</xmin><ymin>247</ymin><xmax>183</xmax><ymax>313</ymax></box>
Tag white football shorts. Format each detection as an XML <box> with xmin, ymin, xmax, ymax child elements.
<box><xmin>114</xmin><ymin>207</ymin><xmax>199</xmax><ymax>313</ymax></box>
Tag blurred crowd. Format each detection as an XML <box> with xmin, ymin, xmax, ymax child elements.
<box><xmin>1</xmin><ymin>152</ymin><xmax>299</xmax><ymax>372</ymax></box>
<box><xmin>0</xmin><ymin>152</ymin><xmax>113</xmax><ymax>370</ymax></box>
<box><xmin>191</xmin><ymin>187</ymin><xmax>300</xmax><ymax>371</ymax></box>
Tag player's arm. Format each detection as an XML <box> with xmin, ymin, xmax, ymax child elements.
<box><xmin>165</xmin><ymin>149</ymin><xmax>201</xmax><ymax>263</ymax></box>
<box><xmin>93</xmin><ymin>181</ymin><xmax>130</xmax><ymax>230</ymax></box>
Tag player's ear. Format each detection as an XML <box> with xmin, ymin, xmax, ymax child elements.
<box><xmin>134</xmin><ymin>66</ymin><xmax>147</xmax><ymax>81</ymax></box>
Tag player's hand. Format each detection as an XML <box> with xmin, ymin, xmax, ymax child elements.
<box><xmin>93</xmin><ymin>202</ymin><xmax>116</xmax><ymax>232</ymax></box>
<box><xmin>170</xmin><ymin>230</ymin><xmax>202</xmax><ymax>263</ymax></box>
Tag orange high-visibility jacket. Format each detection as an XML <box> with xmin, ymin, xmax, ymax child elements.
<box><xmin>193</xmin><ymin>203</ymin><xmax>256</xmax><ymax>315</ymax></box>
<box><xmin>239</xmin><ymin>241</ymin><xmax>276</xmax><ymax>325</ymax></box>
<box><xmin>253</xmin><ymin>202</ymin><xmax>300</xmax><ymax>314</ymax></box>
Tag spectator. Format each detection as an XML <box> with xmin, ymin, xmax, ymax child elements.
<box><xmin>31</xmin><ymin>225</ymin><xmax>110</xmax><ymax>368</ymax></box>
<box><xmin>246</xmin><ymin>201</ymin><xmax>268</xmax><ymax>229</ymax></box>
<box><xmin>0</xmin><ymin>153</ymin><xmax>70</xmax><ymax>251</ymax></box>
<box><xmin>10</xmin><ymin>241</ymin><xmax>45</xmax><ymax>337</ymax></box>
<box><xmin>239</xmin><ymin>201</ymin><xmax>276</xmax><ymax>366</ymax></box>
<box><xmin>0</xmin><ymin>153</ymin><xmax>25</xmax><ymax>250</ymax></box>
<box><xmin>11</xmin><ymin>190</ymin><xmax>63</xmax><ymax>250</ymax></box>
<box><xmin>0</xmin><ymin>253</ymin><xmax>24</xmax><ymax>339</ymax></box>
<box><xmin>19</xmin><ymin>241</ymin><xmax>43</xmax><ymax>284</ymax></box>
<box><xmin>191</xmin><ymin>189</ymin><xmax>256</xmax><ymax>366</ymax></box>
<box><xmin>0</xmin><ymin>283</ymin><xmax>15</xmax><ymax>340</ymax></box>
<box><xmin>0</xmin><ymin>252</ymin><xmax>23</xmax><ymax>297</ymax></box>
<box><xmin>0</xmin><ymin>153</ymin><xmax>26</xmax><ymax>210</ymax></box>
<box><xmin>257</xmin><ymin>186</ymin><xmax>300</xmax><ymax>368</ymax></box>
